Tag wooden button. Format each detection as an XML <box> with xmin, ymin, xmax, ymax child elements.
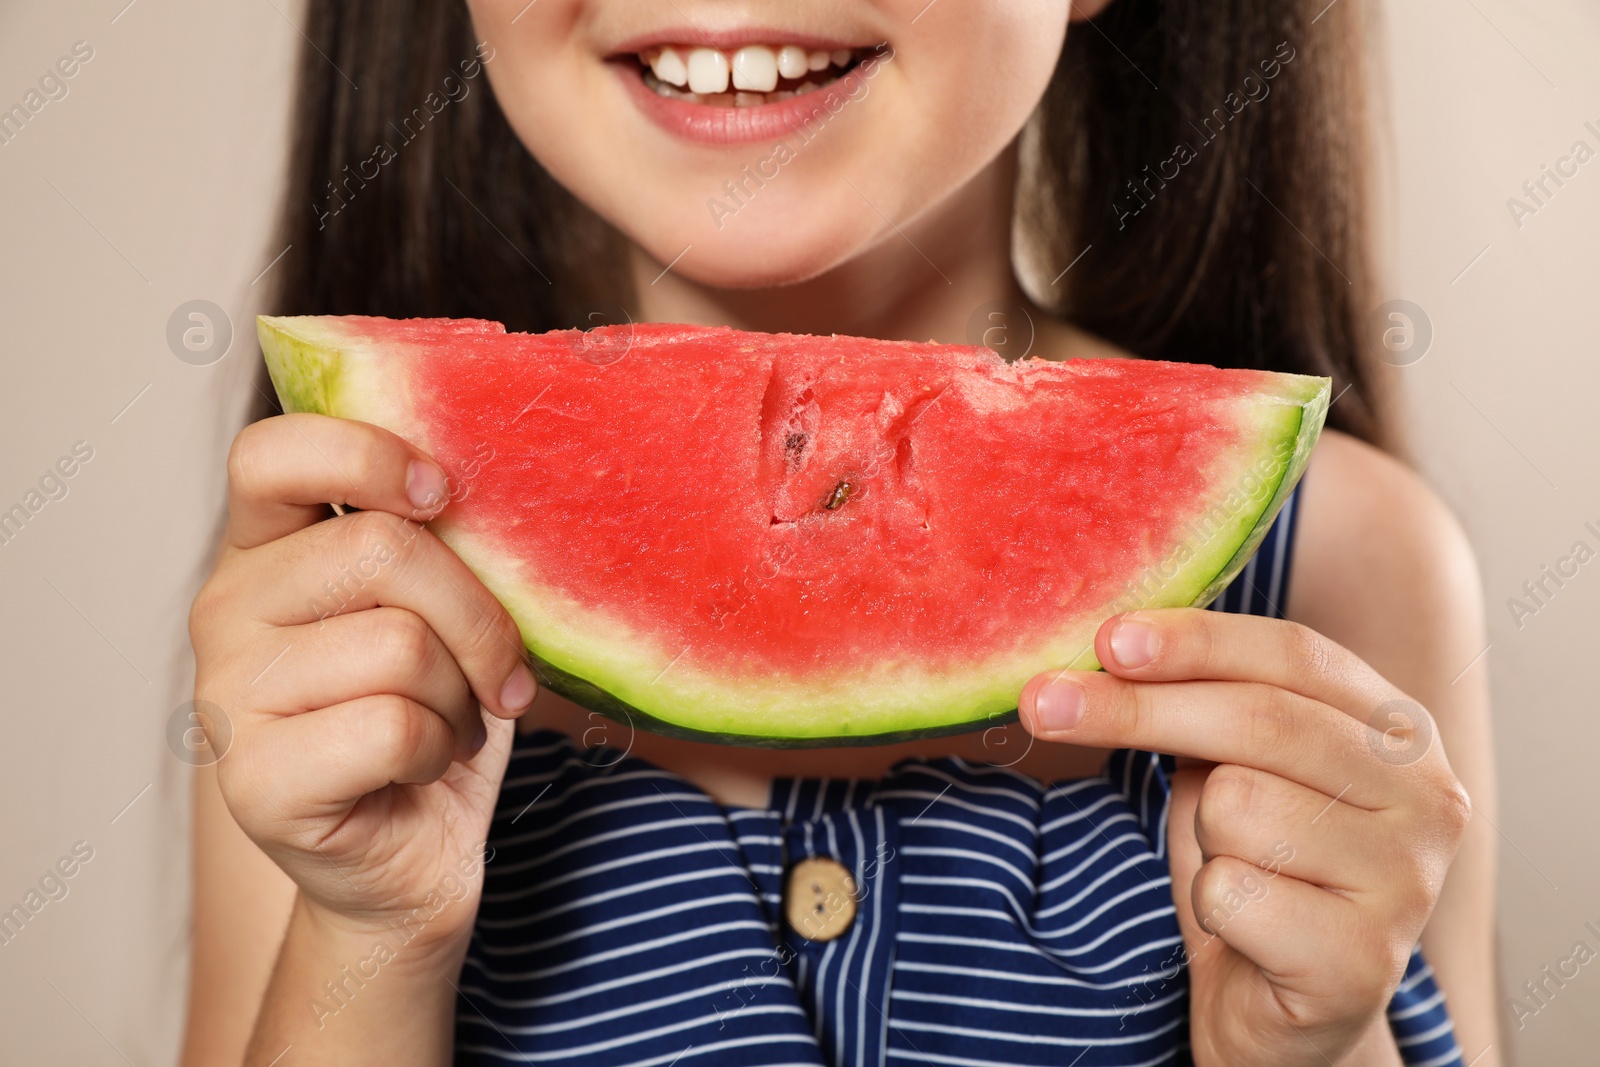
<box><xmin>785</xmin><ymin>856</ymin><xmax>858</xmax><ymax>942</ymax></box>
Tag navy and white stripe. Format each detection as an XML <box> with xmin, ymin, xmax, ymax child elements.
<box><xmin>456</xmin><ymin>484</ymin><xmax>1462</xmax><ymax>1065</ymax></box>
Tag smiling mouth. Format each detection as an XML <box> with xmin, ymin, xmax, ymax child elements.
<box><xmin>628</xmin><ymin>44</ymin><xmax>871</xmax><ymax>107</ymax></box>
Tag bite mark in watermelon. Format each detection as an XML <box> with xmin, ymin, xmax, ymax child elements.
<box><xmin>258</xmin><ymin>315</ymin><xmax>1328</xmax><ymax>746</ymax></box>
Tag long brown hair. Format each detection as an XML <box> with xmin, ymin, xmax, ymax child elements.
<box><xmin>263</xmin><ymin>0</ymin><xmax>1387</xmax><ymax>445</ymax></box>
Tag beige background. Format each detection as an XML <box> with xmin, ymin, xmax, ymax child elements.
<box><xmin>0</xmin><ymin>1</ymin><xmax>1595</xmax><ymax>1063</ymax></box>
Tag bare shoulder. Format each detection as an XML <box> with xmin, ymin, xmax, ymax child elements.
<box><xmin>1288</xmin><ymin>430</ymin><xmax>1485</xmax><ymax>691</ymax></box>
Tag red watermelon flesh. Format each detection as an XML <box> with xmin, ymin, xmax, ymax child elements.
<box><xmin>259</xmin><ymin>316</ymin><xmax>1327</xmax><ymax>745</ymax></box>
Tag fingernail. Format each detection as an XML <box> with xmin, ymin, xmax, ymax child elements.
<box><xmin>500</xmin><ymin>663</ymin><xmax>537</xmax><ymax>712</ymax></box>
<box><xmin>466</xmin><ymin>718</ymin><xmax>488</xmax><ymax>758</ymax></box>
<box><xmin>406</xmin><ymin>460</ymin><xmax>449</xmax><ymax>514</ymax></box>
<box><xmin>1110</xmin><ymin>618</ymin><xmax>1157</xmax><ymax>668</ymax></box>
<box><xmin>1033</xmin><ymin>680</ymin><xmax>1084</xmax><ymax>732</ymax></box>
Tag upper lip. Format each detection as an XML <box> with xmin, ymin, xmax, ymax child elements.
<box><xmin>606</xmin><ymin>27</ymin><xmax>880</xmax><ymax>57</ymax></box>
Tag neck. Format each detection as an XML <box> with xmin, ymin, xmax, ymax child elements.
<box><xmin>629</xmin><ymin>144</ymin><xmax>1037</xmax><ymax>345</ymax></box>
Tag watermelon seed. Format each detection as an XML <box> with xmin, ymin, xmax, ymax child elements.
<box><xmin>784</xmin><ymin>430</ymin><xmax>808</xmax><ymax>469</ymax></box>
<box><xmin>821</xmin><ymin>479</ymin><xmax>857</xmax><ymax>511</ymax></box>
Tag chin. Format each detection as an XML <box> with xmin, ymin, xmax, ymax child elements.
<box><xmin>627</xmin><ymin>190</ymin><xmax>893</xmax><ymax>291</ymax></box>
<box><xmin>466</xmin><ymin>0</ymin><xmax>1070</xmax><ymax>296</ymax></box>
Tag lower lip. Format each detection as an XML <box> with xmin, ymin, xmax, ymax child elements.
<box><xmin>614</xmin><ymin>61</ymin><xmax>878</xmax><ymax>146</ymax></box>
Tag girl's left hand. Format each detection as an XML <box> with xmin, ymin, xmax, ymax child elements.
<box><xmin>1018</xmin><ymin>608</ymin><xmax>1472</xmax><ymax>1067</ymax></box>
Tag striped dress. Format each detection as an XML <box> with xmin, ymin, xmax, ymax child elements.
<box><xmin>455</xmin><ymin>484</ymin><xmax>1465</xmax><ymax>1066</ymax></box>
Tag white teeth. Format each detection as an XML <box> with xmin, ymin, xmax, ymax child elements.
<box><xmin>686</xmin><ymin>47</ymin><xmax>730</xmax><ymax>94</ymax></box>
<box><xmin>643</xmin><ymin>43</ymin><xmax>864</xmax><ymax>105</ymax></box>
<box><xmin>776</xmin><ymin>46</ymin><xmax>809</xmax><ymax>80</ymax></box>
<box><xmin>650</xmin><ymin>45</ymin><xmax>689</xmax><ymax>87</ymax></box>
<box><xmin>730</xmin><ymin>45</ymin><xmax>779</xmax><ymax>92</ymax></box>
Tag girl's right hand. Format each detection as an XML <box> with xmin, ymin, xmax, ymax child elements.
<box><xmin>189</xmin><ymin>413</ymin><xmax>538</xmax><ymax>962</ymax></box>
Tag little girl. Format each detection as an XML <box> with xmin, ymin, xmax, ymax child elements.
<box><xmin>183</xmin><ymin>1</ymin><xmax>1497</xmax><ymax>1064</ymax></box>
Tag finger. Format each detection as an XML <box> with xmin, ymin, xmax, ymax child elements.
<box><xmin>235</xmin><ymin>695</ymin><xmax>458</xmax><ymax>822</ymax></box>
<box><xmin>248</xmin><ymin>509</ymin><xmax>537</xmax><ymax>718</ymax></box>
<box><xmin>1019</xmin><ymin>672</ymin><xmax>1394</xmax><ymax>806</ymax></box>
<box><xmin>1094</xmin><ymin>608</ymin><xmax>1398</xmax><ymax>719</ymax></box>
<box><xmin>226</xmin><ymin>414</ymin><xmax>452</xmax><ymax>550</ymax></box>
<box><xmin>1192</xmin><ymin>765</ymin><xmax>1382</xmax><ymax>893</ymax></box>
<box><xmin>249</xmin><ymin>608</ymin><xmax>481</xmax><ymax>757</ymax></box>
<box><xmin>1165</xmin><ymin>764</ymin><xmax>1216</xmax><ymax>959</ymax></box>
<box><xmin>1191</xmin><ymin>856</ymin><xmax>1393</xmax><ymax>1007</ymax></box>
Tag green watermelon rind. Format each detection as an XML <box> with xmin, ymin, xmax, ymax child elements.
<box><xmin>529</xmin><ymin>656</ymin><xmax>1024</xmax><ymax>749</ymax></box>
<box><xmin>257</xmin><ymin>315</ymin><xmax>1328</xmax><ymax>748</ymax></box>
<box><xmin>1189</xmin><ymin>377</ymin><xmax>1327</xmax><ymax>611</ymax></box>
<box><xmin>261</xmin><ymin>322</ymin><xmax>348</xmax><ymax>418</ymax></box>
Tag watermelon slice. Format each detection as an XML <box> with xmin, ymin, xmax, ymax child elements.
<box><xmin>258</xmin><ymin>316</ymin><xmax>1327</xmax><ymax>747</ymax></box>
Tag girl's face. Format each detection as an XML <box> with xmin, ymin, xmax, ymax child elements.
<box><xmin>464</xmin><ymin>0</ymin><xmax>1074</xmax><ymax>289</ymax></box>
